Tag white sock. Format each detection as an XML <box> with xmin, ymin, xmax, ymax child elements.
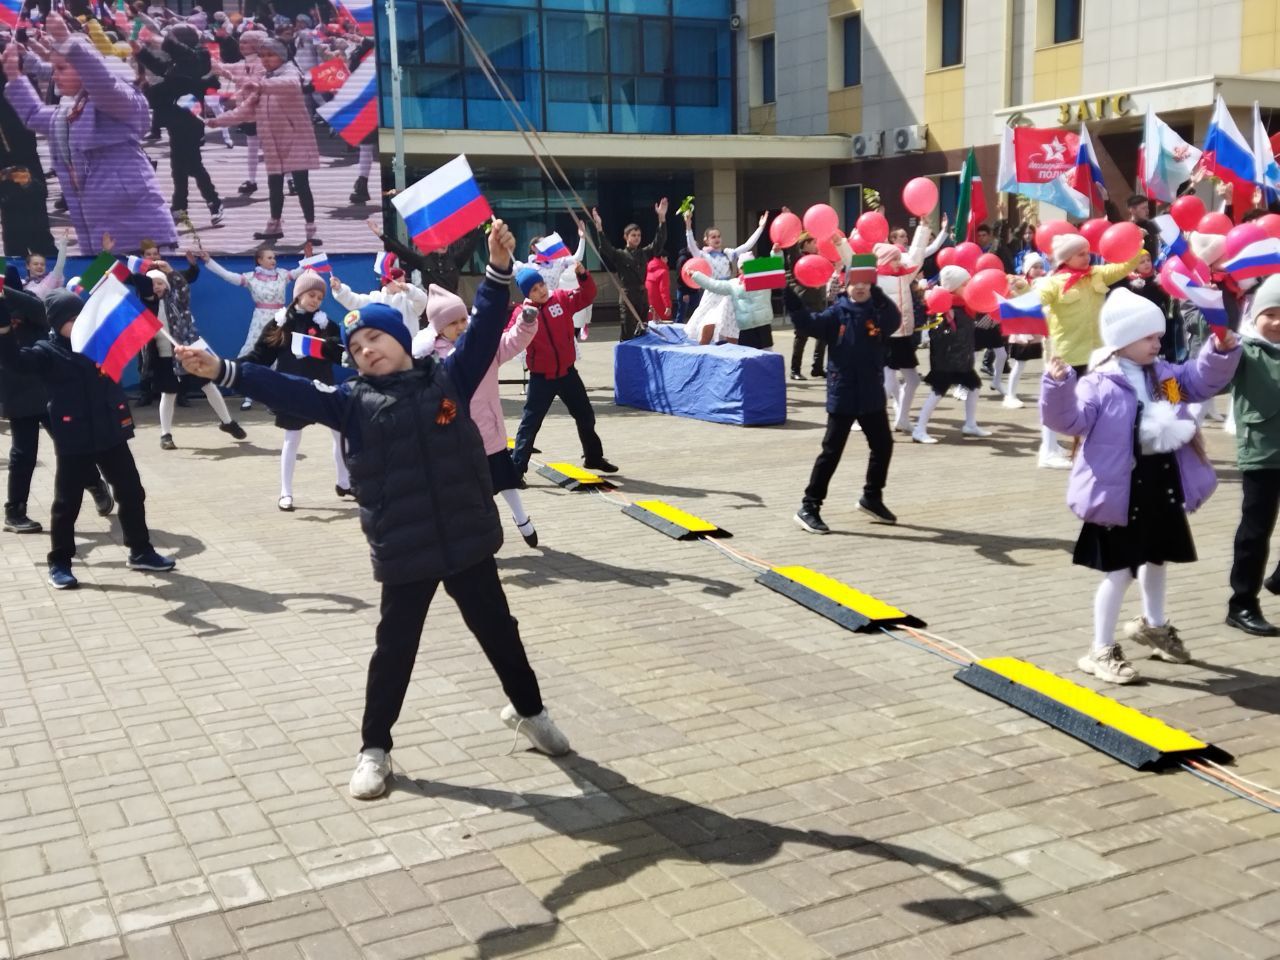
<box><xmin>357</xmin><ymin>143</ymin><xmax>374</xmax><ymax>178</ymax></box>
<box><xmin>896</xmin><ymin>369</ymin><xmax>920</xmax><ymax>427</ymax></box>
<box><xmin>1039</xmin><ymin>424</ymin><xmax>1059</xmax><ymax>458</ymax></box>
<box><xmin>883</xmin><ymin>366</ymin><xmax>897</xmax><ymax>404</ymax></box>
<box><xmin>991</xmin><ymin>347</ymin><xmax>1007</xmax><ymax>392</ymax></box>
<box><xmin>246</xmin><ymin>135</ymin><xmax>260</xmax><ymax>183</ymax></box>
<box><xmin>1138</xmin><ymin>563</ymin><xmax>1167</xmax><ymax>626</ymax></box>
<box><xmin>1094</xmin><ymin>569</ymin><xmax>1133</xmax><ymax>653</ymax></box>
<box><xmin>330</xmin><ymin>429</ymin><xmax>350</xmax><ymax>488</ymax></box>
<box><xmin>499</xmin><ymin>488</ymin><xmax>529</xmax><ymax>526</ymax></box>
<box><xmin>159</xmin><ymin>392</ymin><xmax>176</xmax><ymax>435</ymax></box>
<box><xmin>963</xmin><ymin>389</ymin><xmax>979</xmax><ymax>429</ymax></box>
<box><xmin>916</xmin><ymin>390</ymin><xmax>942</xmax><ymax>432</ymax></box>
<box><xmin>1008</xmin><ymin>359</ymin><xmax>1024</xmax><ymax>398</ymax></box>
<box><xmin>280</xmin><ymin>429</ymin><xmax>302</xmax><ymax>498</ymax></box>
<box><xmin>202</xmin><ymin>383</ymin><xmax>232</xmax><ymax>424</ymax></box>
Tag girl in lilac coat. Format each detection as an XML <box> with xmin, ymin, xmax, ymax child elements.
<box><xmin>1041</xmin><ymin>288</ymin><xmax>1241</xmax><ymax>685</ymax></box>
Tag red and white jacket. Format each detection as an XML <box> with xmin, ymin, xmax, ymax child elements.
<box><xmin>511</xmin><ymin>271</ymin><xmax>597</xmax><ymax>378</ymax></box>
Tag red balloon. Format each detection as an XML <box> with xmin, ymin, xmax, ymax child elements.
<box><xmin>817</xmin><ymin>237</ymin><xmax>841</xmax><ymax>263</ymax></box>
<box><xmin>924</xmin><ymin>287</ymin><xmax>954</xmax><ymax>314</ymax></box>
<box><xmin>849</xmin><ymin>231</ymin><xmax>873</xmax><ymax>255</ymax></box>
<box><xmin>802</xmin><ymin>204</ymin><xmax>839</xmax><ymax>240</ymax></box>
<box><xmin>964</xmin><ymin>268</ymin><xmax>1010</xmax><ymax>314</ymax></box>
<box><xmin>1157</xmin><ymin>257</ymin><xmax>1193</xmax><ymax>298</ymax></box>
<box><xmin>794</xmin><ymin>254</ymin><xmax>834</xmax><ymax>288</ymax></box>
<box><xmin>902</xmin><ymin>177</ymin><xmax>939</xmax><ymax>218</ymax></box>
<box><xmin>953</xmin><ymin>241</ymin><xmax>982</xmax><ymax>273</ymax></box>
<box><xmin>856</xmin><ymin>210</ymin><xmax>890</xmax><ymax>246</ymax></box>
<box><xmin>1098</xmin><ymin>221</ymin><xmax>1144</xmax><ymax>263</ymax></box>
<box><xmin>1258</xmin><ymin>213</ymin><xmax>1280</xmax><ymax>239</ymax></box>
<box><xmin>680</xmin><ymin>257</ymin><xmax>711</xmax><ymax>287</ymax></box>
<box><xmin>1035</xmin><ymin>221</ymin><xmax>1078</xmax><ymax>254</ymax></box>
<box><xmin>1197</xmin><ymin>212</ymin><xmax>1232</xmax><ymax>236</ymax></box>
<box><xmin>769</xmin><ymin>211</ymin><xmax>803</xmax><ymax>249</ymax></box>
<box><xmin>1224</xmin><ymin>222</ymin><xmax>1268</xmax><ymax>260</ymax></box>
<box><xmin>1079</xmin><ymin>218</ymin><xmax>1110</xmax><ymax>254</ymax></box>
<box><xmin>1170</xmin><ymin>194</ymin><xmax>1206</xmax><ymax>233</ymax></box>
<box><xmin>976</xmin><ymin>253</ymin><xmax>1005</xmax><ymax>274</ymax></box>
<box><xmin>936</xmin><ymin>247</ymin><xmax>958</xmax><ymax>269</ymax></box>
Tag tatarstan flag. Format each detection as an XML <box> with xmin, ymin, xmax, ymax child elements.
<box><xmin>740</xmin><ymin>255</ymin><xmax>785</xmax><ymax>291</ymax></box>
<box><xmin>953</xmin><ymin>148</ymin><xmax>987</xmax><ymax>243</ymax></box>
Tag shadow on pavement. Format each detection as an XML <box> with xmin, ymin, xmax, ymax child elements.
<box><xmin>393</xmin><ymin>754</ymin><xmax>1030</xmax><ymax>958</ymax></box>
<box><xmin>182</xmin><ymin>441</ymin><xmax>281</xmax><ymax>461</ymax></box>
<box><xmin>496</xmin><ymin>545</ymin><xmax>742</xmax><ymax>597</ymax></box>
<box><xmin>826</xmin><ymin>521</ymin><xmax>1075</xmax><ymax>567</ymax></box>
<box><xmin>1140</xmin><ymin>660</ymin><xmax>1280</xmax><ymax>719</ymax></box>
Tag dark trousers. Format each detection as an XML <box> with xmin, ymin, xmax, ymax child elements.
<box><xmin>803</xmin><ymin>409</ymin><xmax>893</xmax><ymax>509</ymax></box>
<box><xmin>676</xmin><ymin>288</ymin><xmax>702</xmax><ymax>325</ymax></box>
<box><xmin>268</xmin><ymin>171</ymin><xmax>315</xmax><ymax>221</ymax></box>
<box><xmin>512</xmin><ymin>369</ymin><xmax>604</xmax><ymax>471</ymax></box>
<box><xmin>792</xmin><ymin>333</ymin><xmax>826</xmax><ymax>375</ymax></box>
<box><xmin>619</xmin><ymin>289</ymin><xmax>650</xmax><ymax>341</ymax></box>
<box><xmin>49</xmin><ymin>443</ymin><xmax>150</xmax><ymax>566</ymax></box>
<box><xmin>6</xmin><ymin>416</ymin><xmax>105</xmax><ymax>514</ymax></box>
<box><xmin>1230</xmin><ymin>469</ymin><xmax>1280</xmax><ymax>611</ymax></box>
<box><xmin>169</xmin><ymin>133</ymin><xmax>219</xmax><ymax>211</ymax></box>
<box><xmin>361</xmin><ymin>555</ymin><xmax>543</xmax><ymax>751</ymax></box>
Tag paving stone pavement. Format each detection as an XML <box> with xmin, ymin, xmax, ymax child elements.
<box><xmin>2</xmin><ymin>328</ymin><xmax>1280</xmax><ymax>959</ymax></box>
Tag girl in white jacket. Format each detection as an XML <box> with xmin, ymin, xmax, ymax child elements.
<box><xmin>330</xmin><ymin>270</ymin><xmax>428</xmax><ymax>337</ymax></box>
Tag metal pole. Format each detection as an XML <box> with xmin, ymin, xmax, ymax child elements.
<box><xmin>385</xmin><ymin>0</ymin><xmax>407</xmax><ymax>194</ymax></box>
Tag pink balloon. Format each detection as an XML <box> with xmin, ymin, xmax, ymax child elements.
<box><xmin>769</xmin><ymin>211</ymin><xmax>803</xmax><ymax>249</ymax></box>
<box><xmin>817</xmin><ymin>237</ymin><xmax>841</xmax><ymax>264</ymax></box>
<box><xmin>924</xmin><ymin>287</ymin><xmax>954</xmax><ymax>314</ymax></box>
<box><xmin>1097</xmin><ymin>221</ymin><xmax>1144</xmax><ymax>263</ymax></box>
<box><xmin>849</xmin><ymin>231</ymin><xmax>874</xmax><ymax>255</ymax></box>
<box><xmin>680</xmin><ymin>257</ymin><xmax>712</xmax><ymax>287</ymax></box>
<box><xmin>964</xmin><ymin>268</ymin><xmax>1010</xmax><ymax>314</ymax></box>
<box><xmin>936</xmin><ymin>247</ymin><xmax>958</xmax><ymax>269</ymax></box>
<box><xmin>976</xmin><ymin>253</ymin><xmax>1005</xmax><ymax>274</ymax></box>
<box><xmin>794</xmin><ymin>254</ymin><xmax>834</xmax><ymax>288</ymax></box>
<box><xmin>802</xmin><ymin>204</ymin><xmax>839</xmax><ymax>240</ymax></box>
<box><xmin>1259</xmin><ymin>213</ymin><xmax>1280</xmax><ymax>240</ymax></box>
<box><xmin>1197</xmin><ymin>212</ymin><xmax>1232</xmax><ymax>236</ymax></box>
<box><xmin>1079</xmin><ymin>218</ymin><xmax>1110</xmax><ymax>254</ymax></box>
<box><xmin>856</xmin><ymin>211</ymin><xmax>890</xmax><ymax>246</ymax></box>
<box><xmin>902</xmin><ymin>177</ymin><xmax>939</xmax><ymax>217</ymax></box>
<box><xmin>1035</xmin><ymin>221</ymin><xmax>1078</xmax><ymax>254</ymax></box>
<box><xmin>1225</xmin><ymin>222</ymin><xmax>1268</xmax><ymax>260</ymax></box>
<box><xmin>1170</xmin><ymin>195</ymin><xmax>1206</xmax><ymax>233</ymax></box>
<box><xmin>953</xmin><ymin>241</ymin><xmax>983</xmax><ymax>273</ymax></box>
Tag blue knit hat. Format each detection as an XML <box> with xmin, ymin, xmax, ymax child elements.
<box><xmin>516</xmin><ymin>267</ymin><xmax>545</xmax><ymax>298</ymax></box>
<box><xmin>340</xmin><ymin>303</ymin><xmax>412</xmax><ymax>359</ymax></box>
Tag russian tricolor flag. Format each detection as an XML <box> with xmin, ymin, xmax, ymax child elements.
<box><xmin>1223</xmin><ymin>237</ymin><xmax>1280</xmax><ymax>282</ymax></box>
<box><xmin>373</xmin><ymin>251</ymin><xmax>397</xmax><ymax>277</ymax></box>
<box><xmin>392</xmin><ymin>155</ymin><xmax>492</xmax><ymax>255</ymax></box>
<box><xmin>533</xmin><ymin>232</ymin><xmax>571</xmax><ymax>261</ymax></box>
<box><xmin>298</xmin><ymin>252</ymin><xmax>331</xmax><ymax>273</ymax></box>
<box><xmin>317</xmin><ymin>55</ymin><xmax>377</xmax><ymax>148</ymax></box>
<box><xmin>1068</xmin><ymin>123</ymin><xmax>1107</xmax><ymax>214</ymax></box>
<box><xmin>994</xmin><ymin>291</ymin><xmax>1049</xmax><ymax>337</ymax></box>
<box><xmin>337</xmin><ymin>0</ymin><xmax>373</xmax><ymax>36</ymax></box>
<box><xmin>1153</xmin><ymin>215</ymin><xmax>1187</xmax><ymax>263</ymax></box>
<box><xmin>1253</xmin><ymin>101</ymin><xmax>1280</xmax><ymax>207</ymax></box>
<box><xmin>1203</xmin><ymin>95</ymin><xmax>1257</xmax><ymax>219</ymax></box>
<box><xmin>176</xmin><ymin>93</ymin><xmax>202</xmax><ymax>118</ymax></box>
<box><xmin>290</xmin><ymin>332</ymin><xmax>328</xmax><ymax>359</ymax></box>
<box><xmin>0</xmin><ymin>0</ymin><xmax>22</xmax><ymax>29</ymax></box>
<box><xmin>72</xmin><ymin>275</ymin><xmax>161</xmax><ymax>382</ymax></box>
<box><xmin>1165</xmin><ymin>272</ymin><xmax>1230</xmax><ymax>331</ymax></box>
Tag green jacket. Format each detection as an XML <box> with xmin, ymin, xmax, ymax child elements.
<box><xmin>1232</xmin><ymin>337</ymin><xmax>1280</xmax><ymax>470</ymax></box>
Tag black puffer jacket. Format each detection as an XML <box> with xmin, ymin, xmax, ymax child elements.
<box><xmin>785</xmin><ymin>286</ymin><xmax>901</xmax><ymax>416</ymax></box>
<box><xmin>928</xmin><ymin>307</ymin><xmax>977</xmax><ymax>374</ymax></box>
<box><xmin>0</xmin><ymin>287</ymin><xmax>50</xmax><ymax>420</ymax></box>
<box><xmin>239</xmin><ymin>306</ymin><xmax>342</xmax><ymax>431</ymax></box>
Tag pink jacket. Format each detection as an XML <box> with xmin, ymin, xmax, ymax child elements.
<box><xmin>422</xmin><ymin>312</ymin><xmax>537</xmax><ymax>456</ymax></box>
<box><xmin>212</xmin><ymin>63</ymin><xmax>319</xmax><ymax>175</ymax></box>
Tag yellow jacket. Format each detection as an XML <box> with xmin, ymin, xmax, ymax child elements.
<box><xmin>1035</xmin><ymin>256</ymin><xmax>1141</xmax><ymax>367</ymax></box>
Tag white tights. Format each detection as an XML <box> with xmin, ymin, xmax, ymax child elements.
<box><xmin>916</xmin><ymin>387</ymin><xmax>981</xmax><ymax>433</ymax></box>
<box><xmin>158</xmin><ymin>384</ymin><xmax>231</xmax><ymax>435</ymax></box>
<box><xmin>1093</xmin><ymin>564</ymin><xmax>1168</xmax><ymax>652</ymax></box>
<box><xmin>990</xmin><ymin>346</ymin><xmax>1008</xmax><ymax>392</ymax></box>
<box><xmin>499</xmin><ymin>488</ymin><xmax>529</xmax><ymax>526</ymax></box>
<box><xmin>357</xmin><ymin>143</ymin><xmax>375</xmax><ymax>178</ymax></box>
<box><xmin>1007</xmin><ymin>359</ymin><xmax>1025</xmax><ymax>399</ymax></box>
<box><xmin>884</xmin><ymin>367</ymin><xmax>920</xmax><ymax>428</ymax></box>
<box><xmin>280</xmin><ymin>428</ymin><xmax>350</xmax><ymax>498</ymax></box>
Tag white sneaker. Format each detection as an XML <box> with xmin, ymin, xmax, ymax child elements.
<box><xmin>1002</xmin><ymin>395</ymin><xmax>1025</xmax><ymax>409</ymax></box>
<box><xmin>912</xmin><ymin>429</ymin><xmax>938</xmax><ymax>445</ymax></box>
<box><xmin>500</xmin><ymin>703</ymin><xmax>571</xmax><ymax>756</ymax></box>
<box><xmin>893</xmin><ymin>419</ymin><xmax>913</xmax><ymax>434</ymax></box>
<box><xmin>961</xmin><ymin>424</ymin><xmax>992</xmax><ymax>437</ymax></box>
<box><xmin>349</xmin><ymin>749</ymin><xmax>391</xmax><ymax>799</ymax></box>
<box><xmin>1077</xmin><ymin>644</ymin><xmax>1138</xmax><ymax>684</ymax></box>
<box><xmin>1038</xmin><ymin>451</ymin><xmax>1072</xmax><ymax>469</ymax></box>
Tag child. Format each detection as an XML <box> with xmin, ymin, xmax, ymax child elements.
<box><xmin>176</xmin><ymin>221</ymin><xmax>570</xmax><ymax>801</ymax></box>
<box><xmin>510</xmin><ymin>264</ymin><xmax>614</xmax><ymax>475</ymax></box>
<box><xmin>688</xmin><ymin>252</ymin><xmax>776</xmax><ymax>349</ymax></box>
<box><xmin>1041</xmin><ymin>288</ymin><xmax>1240</xmax><ymax>683</ymax></box>
<box><xmin>1003</xmin><ymin>252</ymin><xmax>1047</xmax><ymax>411</ymax></box>
<box><xmin>413</xmin><ymin>285</ymin><xmax>540</xmax><ymax>547</ymax></box>
<box><xmin>785</xmin><ymin>254</ymin><xmax>901</xmax><ymax>532</ymax></box>
<box><xmin>236</xmin><ymin>270</ymin><xmax>349</xmax><ymax>511</ymax></box>
<box><xmin>0</xmin><ymin>291</ymin><xmax>176</xmax><ymax>589</ymax></box>
<box><xmin>785</xmin><ymin>233</ymin><xmax>828</xmax><ymax>379</ymax></box>
<box><xmin>1226</xmin><ymin>274</ymin><xmax>1280</xmax><ymax>636</ymax></box>
<box><xmin>874</xmin><ymin>223</ymin><xmax>943</xmax><ymax>432</ymax></box>
<box><xmin>331</xmin><ymin>269</ymin><xmax>427</xmax><ymax>338</ymax></box>
<box><xmin>913</xmin><ymin>266</ymin><xmax>991</xmax><ymax>444</ymax></box>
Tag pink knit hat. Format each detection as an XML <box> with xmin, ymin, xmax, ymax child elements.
<box><xmin>424</xmin><ymin>284</ymin><xmax>468</xmax><ymax>340</ymax></box>
<box><xmin>292</xmin><ymin>270</ymin><xmax>327</xmax><ymax>301</ymax></box>
<box><xmin>873</xmin><ymin>243</ymin><xmax>902</xmax><ymax>269</ymax></box>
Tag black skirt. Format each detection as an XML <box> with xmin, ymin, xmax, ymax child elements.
<box><xmin>488</xmin><ymin>449</ymin><xmax>520</xmax><ymax>493</ymax></box>
<box><xmin>886</xmin><ymin>336</ymin><xmax>918</xmax><ymax>370</ymax></box>
<box><xmin>973</xmin><ymin>320</ymin><xmax>1007</xmax><ymax>351</ymax></box>
<box><xmin>923</xmin><ymin>368</ymin><xmax>981</xmax><ymax>395</ymax></box>
<box><xmin>1009</xmin><ymin>341</ymin><xmax>1044</xmax><ymax>362</ymax></box>
<box><xmin>1073</xmin><ymin>453</ymin><xmax>1197</xmax><ymax>573</ymax></box>
<box><xmin>738</xmin><ymin>325</ymin><xmax>774</xmax><ymax>350</ymax></box>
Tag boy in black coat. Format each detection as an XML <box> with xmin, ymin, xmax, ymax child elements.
<box><xmin>785</xmin><ymin>254</ymin><xmax>901</xmax><ymax>533</ymax></box>
<box><xmin>0</xmin><ymin>291</ymin><xmax>175</xmax><ymax>589</ymax></box>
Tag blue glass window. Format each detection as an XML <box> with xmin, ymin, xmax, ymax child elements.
<box><xmin>760</xmin><ymin>35</ymin><xmax>775</xmax><ymax>105</ymax></box>
<box><xmin>1054</xmin><ymin>0</ymin><xmax>1082</xmax><ymax>43</ymax></box>
<box><xmin>842</xmin><ymin>15</ymin><xmax>861</xmax><ymax>87</ymax></box>
<box><xmin>940</xmin><ymin>0</ymin><xmax>963</xmax><ymax>67</ymax></box>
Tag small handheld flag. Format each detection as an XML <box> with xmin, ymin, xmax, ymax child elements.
<box><xmin>298</xmin><ymin>252</ymin><xmax>331</xmax><ymax>273</ymax></box>
<box><xmin>392</xmin><ymin>155</ymin><xmax>493</xmax><ymax>254</ymax></box>
<box><xmin>1166</xmin><ymin>272</ymin><xmax>1229</xmax><ymax>332</ymax></box>
<box><xmin>533</xmin><ymin>232</ymin><xmax>571</xmax><ymax>261</ymax></box>
<box><xmin>739</xmin><ymin>255</ymin><xmax>786</xmax><ymax>291</ymax></box>
<box><xmin>994</xmin><ymin>291</ymin><xmax>1049</xmax><ymax>337</ymax></box>
<box><xmin>373</xmin><ymin>251</ymin><xmax>398</xmax><ymax>277</ymax></box>
<box><xmin>290</xmin><ymin>332</ymin><xmax>328</xmax><ymax>359</ymax></box>
<box><xmin>176</xmin><ymin>93</ymin><xmax>203</xmax><ymax>118</ymax></box>
<box><xmin>1222</xmin><ymin>237</ymin><xmax>1280</xmax><ymax>282</ymax></box>
<box><xmin>336</xmin><ymin>0</ymin><xmax>373</xmax><ymax>35</ymax></box>
<box><xmin>72</xmin><ymin>275</ymin><xmax>160</xmax><ymax>381</ymax></box>
<box><xmin>317</xmin><ymin>55</ymin><xmax>377</xmax><ymax>148</ymax></box>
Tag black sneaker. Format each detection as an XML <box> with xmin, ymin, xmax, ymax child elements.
<box><xmin>210</xmin><ymin>201</ymin><xmax>225</xmax><ymax>226</ymax></box>
<box><xmin>48</xmin><ymin>564</ymin><xmax>78</xmax><ymax>589</ymax></box>
<box><xmin>794</xmin><ymin>506</ymin><xmax>829</xmax><ymax>534</ymax></box>
<box><xmin>809</xmin><ymin>368</ymin><xmax>824</xmax><ymax>379</ymax></box>
<box><xmin>127</xmin><ymin>550</ymin><xmax>176</xmax><ymax>572</ymax></box>
<box><xmin>160</xmin><ymin>434</ymin><xmax>176</xmax><ymax>450</ymax></box>
<box><xmin>91</xmin><ymin>483</ymin><xmax>115</xmax><ymax>517</ymax></box>
<box><xmin>335</xmin><ymin>485</ymin><xmax>353</xmax><ymax>499</ymax></box>
<box><xmin>583</xmin><ymin>457</ymin><xmax>618</xmax><ymax>474</ymax></box>
<box><xmin>237</xmin><ymin>180</ymin><xmax>258</xmax><ymax>195</ymax></box>
<box><xmin>1226</xmin><ymin>607</ymin><xmax>1280</xmax><ymax>637</ymax></box>
<box><xmin>4</xmin><ymin>511</ymin><xmax>41</xmax><ymax>534</ymax></box>
<box><xmin>220</xmin><ymin>420</ymin><xmax>247</xmax><ymax>440</ymax></box>
<box><xmin>858</xmin><ymin>496</ymin><xmax>897</xmax><ymax>524</ymax></box>
<box><xmin>790</xmin><ymin>371</ymin><xmax>806</xmax><ymax>381</ymax></box>
<box><xmin>517</xmin><ymin>517</ymin><xmax>538</xmax><ymax>547</ymax></box>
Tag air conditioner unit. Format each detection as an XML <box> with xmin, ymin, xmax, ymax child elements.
<box><xmin>892</xmin><ymin>124</ymin><xmax>928</xmax><ymax>154</ymax></box>
<box><xmin>851</xmin><ymin>131</ymin><xmax>884</xmax><ymax>159</ymax></box>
